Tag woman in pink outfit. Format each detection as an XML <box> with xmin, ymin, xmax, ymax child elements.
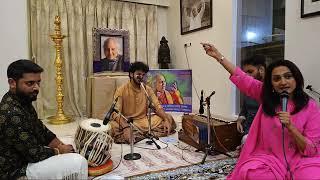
<box><xmin>201</xmin><ymin>42</ymin><xmax>320</xmax><ymax>179</ymax></box>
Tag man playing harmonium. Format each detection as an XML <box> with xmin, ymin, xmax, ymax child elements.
<box><xmin>109</xmin><ymin>61</ymin><xmax>176</xmax><ymax>144</ymax></box>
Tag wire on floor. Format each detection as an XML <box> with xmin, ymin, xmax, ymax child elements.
<box><xmin>172</xmin><ymin>142</ymin><xmax>204</xmax><ymax>165</ymax></box>
<box><xmin>134</xmin><ymin>139</ymin><xmax>169</xmax><ymax>150</ymax></box>
<box><xmin>92</xmin><ymin>143</ymin><xmax>123</xmax><ymax>180</ymax></box>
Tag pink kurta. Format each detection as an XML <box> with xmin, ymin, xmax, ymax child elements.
<box><xmin>228</xmin><ymin>67</ymin><xmax>320</xmax><ymax>179</ymax></box>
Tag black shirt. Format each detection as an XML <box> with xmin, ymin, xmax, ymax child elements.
<box><xmin>0</xmin><ymin>92</ymin><xmax>56</xmax><ymax>179</ymax></box>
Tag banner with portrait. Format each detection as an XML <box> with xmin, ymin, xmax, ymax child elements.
<box><xmin>146</xmin><ymin>69</ymin><xmax>192</xmax><ymax>113</ymax></box>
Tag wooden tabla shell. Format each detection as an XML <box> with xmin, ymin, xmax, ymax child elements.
<box><xmin>74</xmin><ymin>118</ymin><xmax>113</xmax><ymax>167</ymax></box>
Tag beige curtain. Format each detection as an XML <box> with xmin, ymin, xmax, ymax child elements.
<box><xmin>29</xmin><ymin>0</ymin><xmax>158</xmax><ymax>119</ymax></box>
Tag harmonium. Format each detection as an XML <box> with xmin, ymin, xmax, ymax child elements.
<box><xmin>178</xmin><ymin>114</ymin><xmax>241</xmax><ymax>154</ymax></box>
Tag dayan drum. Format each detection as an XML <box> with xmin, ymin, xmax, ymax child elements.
<box><xmin>74</xmin><ymin>118</ymin><xmax>113</xmax><ymax>167</ymax></box>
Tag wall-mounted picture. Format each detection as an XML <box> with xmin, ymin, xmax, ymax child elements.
<box><xmin>92</xmin><ymin>28</ymin><xmax>130</xmax><ymax>73</ymax></box>
<box><xmin>146</xmin><ymin>69</ymin><xmax>192</xmax><ymax>113</ymax></box>
<box><xmin>301</xmin><ymin>0</ymin><xmax>320</xmax><ymax>18</ymax></box>
<box><xmin>180</xmin><ymin>0</ymin><xmax>212</xmax><ymax>35</ymax></box>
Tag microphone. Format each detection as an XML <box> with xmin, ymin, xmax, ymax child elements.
<box><xmin>208</xmin><ymin>91</ymin><xmax>216</xmax><ymax>99</ymax></box>
<box><xmin>199</xmin><ymin>90</ymin><xmax>204</xmax><ymax>114</ymax></box>
<box><xmin>103</xmin><ymin>97</ymin><xmax>119</xmax><ymax>125</ymax></box>
<box><xmin>280</xmin><ymin>91</ymin><xmax>289</xmax><ymax>127</ymax></box>
<box><xmin>280</xmin><ymin>91</ymin><xmax>289</xmax><ymax>112</ymax></box>
<box><xmin>306</xmin><ymin>85</ymin><xmax>313</xmax><ymax>91</ymax></box>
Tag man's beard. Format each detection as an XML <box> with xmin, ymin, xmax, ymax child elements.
<box><xmin>133</xmin><ymin>76</ymin><xmax>143</xmax><ymax>86</ymax></box>
<box><xmin>16</xmin><ymin>87</ymin><xmax>39</xmax><ymax>103</ymax></box>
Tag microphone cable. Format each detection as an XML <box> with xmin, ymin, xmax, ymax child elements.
<box><xmin>184</xmin><ymin>45</ymin><xmax>200</xmax><ymax>101</ymax></box>
<box><xmin>282</xmin><ymin>125</ymin><xmax>294</xmax><ymax>180</ymax></box>
<box><xmin>172</xmin><ymin>142</ymin><xmax>200</xmax><ymax>165</ymax></box>
<box><xmin>134</xmin><ymin>139</ymin><xmax>169</xmax><ymax>150</ymax></box>
<box><xmin>92</xmin><ymin>143</ymin><xmax>123</xmax><ymax>180</ymax></box>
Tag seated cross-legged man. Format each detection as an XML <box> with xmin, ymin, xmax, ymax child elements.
<box><xmin>109</xmin><ymin>61</ymin><xmax>176</xmax><ymax>144</ymax></box>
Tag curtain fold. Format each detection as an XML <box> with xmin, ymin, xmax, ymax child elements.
<box><xmin>29</xmin><ymin>0</ymin><xmax>158</xmax><ymax>119</ymax></box>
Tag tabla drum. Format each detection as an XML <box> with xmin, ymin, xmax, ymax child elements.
<box><xmin>74</xmin><ymin>118</ymin><xmax>113</xmax><ymax>167</ymax></box>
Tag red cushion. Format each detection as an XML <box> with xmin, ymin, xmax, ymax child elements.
<box><xmin>88</xmin><ymin>159</ymin><xmax>113</xmax><ymax>176</ymax></box>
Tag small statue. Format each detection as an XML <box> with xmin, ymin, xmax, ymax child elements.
<box><xmin>158</xmin><ymin>36</ymin><xmax>171</xmax><ymax>69</ymax></box>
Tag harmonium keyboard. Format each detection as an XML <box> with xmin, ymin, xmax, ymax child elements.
<box><xmin>178</xmin><ymin>114</ymin><xmax>241</xmax><ymax>153</ymax></box>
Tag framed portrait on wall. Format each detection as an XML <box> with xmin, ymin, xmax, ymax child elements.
<box><xmin>92</xmin><ymin>28</ymin><xmax>130</xmax><ymax>73</ymax></box>
<box><xmin>301</xmin><ymin>0</ymin><xmax>320</xmax><ymax>18</ymax></box>
<box><xmin>180</xmin><ymin>0</ymin><xmax>212</xmax><ymax>35</ymax></box>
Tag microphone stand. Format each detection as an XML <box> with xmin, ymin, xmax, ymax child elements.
<box><xmin>201</xmin><ymin>91</ymin><xmax>232</xmax><ymax>164</ymax></box>
<box><xmin>140</xmin><ymin>83</ymin><xmax>161</xmax><ymax>149</ymax></box>
<box><xmin>113</xmin><ymin>109</ymin><xmax>159</xmax><ymax>160</ymax></box>
<box><xmin>306</xmin><ymin>85</ymin><xmax>320</xmax><ymax>102</ymax></box>
<box><xmin>114</xmin><ymin>109</ymin><xmax>142</xmax><ymax>160</ymax></box>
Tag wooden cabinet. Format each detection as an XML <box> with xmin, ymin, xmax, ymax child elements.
<box><xmin>87</xmin><ymin>74</ymin><xmax>129</xmax><ymax>120</ymax></box>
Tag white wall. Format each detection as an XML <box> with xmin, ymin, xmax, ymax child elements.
<box><xmin>167</xmin><ymin>1</ymin><xmax>236</xmax><ymax>117</ymax></box>
<box><xmin>285</xmin><ymin>1</ymin><xmax>320</xmax><ymax>100</ymax></box>
<box><xmin>6</xmin><ymin>1</ymin><xmax>319</xmax><ymax>117</ymax></box>
<box><xmin>0</xmin><ymin>0</ymin><xmax>29</xmax><ymax>97</ymax></box>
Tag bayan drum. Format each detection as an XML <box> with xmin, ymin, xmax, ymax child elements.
<box><xmin>74</xmin><ymin>118</ymin><xmax>113</xmax><ymax>167</ymax></box>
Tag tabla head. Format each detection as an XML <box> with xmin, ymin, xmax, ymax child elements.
<box><xmin>80</xmin><ymin>118</ymin><xmax>110</xmax><ymax>133</ymax></box>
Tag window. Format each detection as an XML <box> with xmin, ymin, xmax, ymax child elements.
<box><xmin>235</xmin><ymin>0</ymin><xmax>285</xmax><ymax>113</ymax></box>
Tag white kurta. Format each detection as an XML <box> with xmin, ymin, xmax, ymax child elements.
<box><xmin>26</xmin><ymin>153</ymin><xmax>88</xmax><ymax>179</ymax></box>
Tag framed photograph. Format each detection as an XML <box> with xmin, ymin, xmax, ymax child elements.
<box><xmin>92</xmin><ymin>28</ymin><xmax>130</xmax><ymax>73</ymax></box>
<box><xmin>180</xmin><ymin>0</ymin><xmax>212</xmax><ymax>35</ymax></box>
<box><xmin>301</xmin><ymin>0</ymin><xmax>320</xmax><ymax>18</ymax></box>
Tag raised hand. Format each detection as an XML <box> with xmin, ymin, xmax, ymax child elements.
<box><xmin>200</xmin><ymin>42</ymin><xmax>236</xmax><ymax>75</ymax></box>
<box><xmin>201</xmin><ymin>43</ymin><xmax>223</xmax><ymax>61</ymax></box>
<box><xmin>171</xmin><ymin>82</ymin><xmax>178</xmax><ymax>92</ymax></box>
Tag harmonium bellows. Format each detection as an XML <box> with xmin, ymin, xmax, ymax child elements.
<box><xmin>178</xmin><ymin>114</ymin><xmax>241</xmax><ymax>153</ymax></box>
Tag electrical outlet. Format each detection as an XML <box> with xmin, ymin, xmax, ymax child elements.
<box><xmin>184</xmin><ymin>43</ymin><xmax>192</xmax><ymax>47</ymax></box>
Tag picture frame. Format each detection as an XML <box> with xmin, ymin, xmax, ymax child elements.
<box><xmin>301</xmin><ymin>0</ymin><xmax>320</xmax><ymax>18</ymax></box>
<box><xmin>92</xmin><ymin>28</ymin><xmax>130</xmax><ymax>73</ymax></box>
<box><xmin>180</xmin><ymin>0</ymin><xmax>212</xmax><ymax>35</ymax></box>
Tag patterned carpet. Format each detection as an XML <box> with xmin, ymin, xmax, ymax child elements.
<box><xmin>93</xmin><ymin>138</ymin><xmax>237</xmax><ymax>179</ymax></box>
<box><xmin>128</xmin><ymin>158</ymin><xmax>236</xmax><ymax>180</ymax></box>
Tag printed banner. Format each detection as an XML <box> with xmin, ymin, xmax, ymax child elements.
<box><xmin>146</xmin><ymin>69</ymin><xmax>192</xmax><ymax>113</ymax></box>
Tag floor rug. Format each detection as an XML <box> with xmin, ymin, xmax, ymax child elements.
<box><xmin>93</xmin><ymin>138</ymin><xmax>237</xmax><ymax>179</ymax></box>
<box><xmin>128</xmin><ymin>158</ymin><xmax>237</xmax><ymax>180</ymax></box>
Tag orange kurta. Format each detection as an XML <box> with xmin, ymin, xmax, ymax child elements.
<box><xmin>110</xmin><ymin>81</ymin><xmax>175</xmax><ymax>143</ymax></box>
